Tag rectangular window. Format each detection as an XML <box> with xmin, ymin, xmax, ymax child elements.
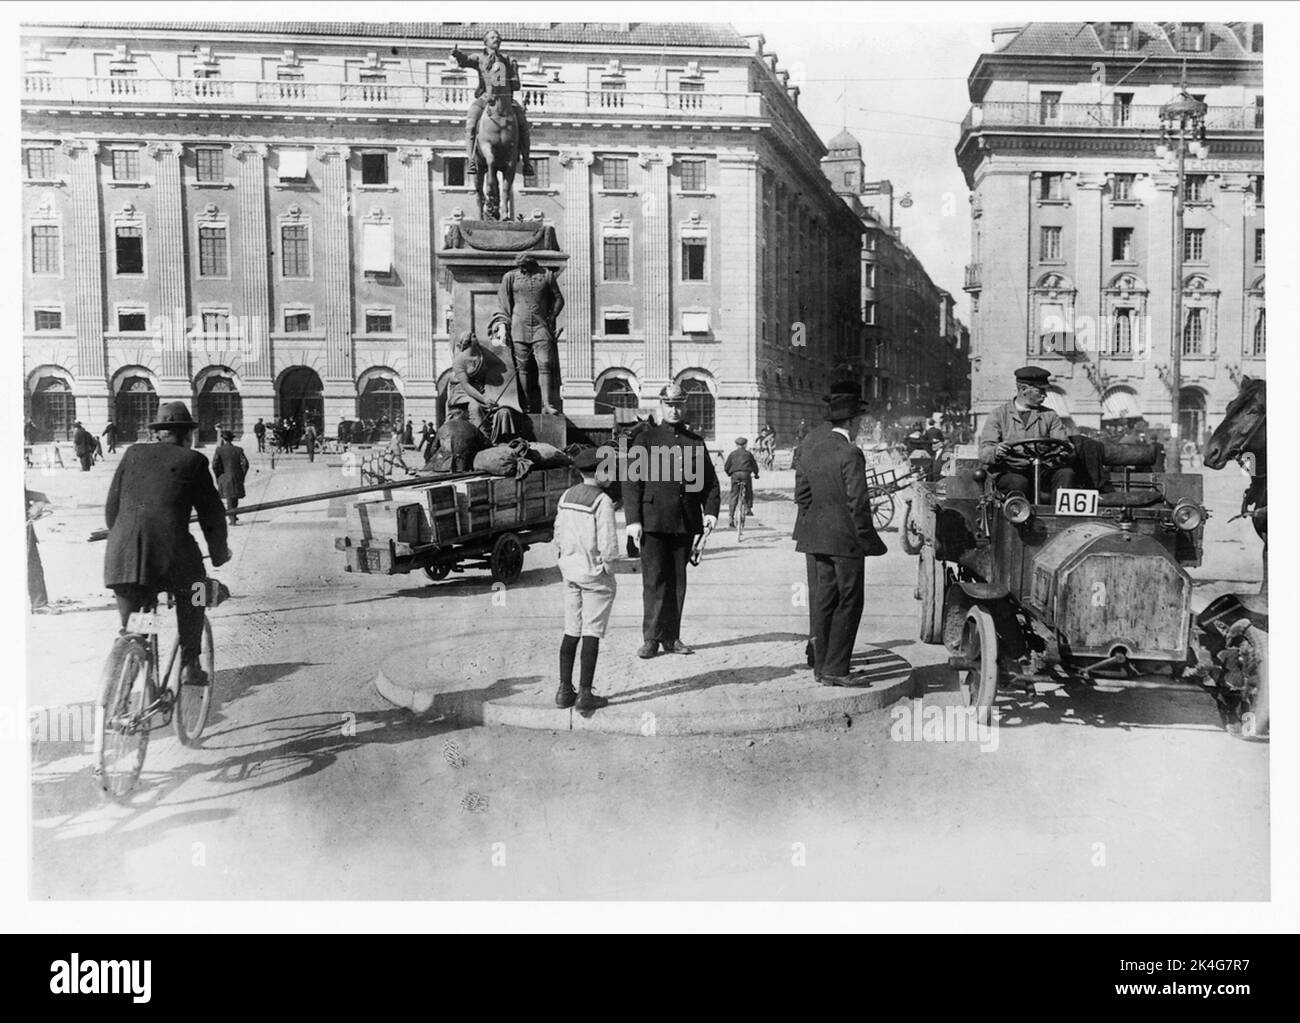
<box><xmin>1255</xmin><ymin>229</ymin><xmax>1265</xmax><ymax>263</ymax></box>
<box><xmin>362</xmin><ymin>222</ymin><xmax>393</xmax><ymax>274</ymax></box>
<box><xmin>202</xmin><ymin>310</ymin><xmax>230</xmax><ymax>337</ymax></box>
<box><xmin>680</xmin><ymin>159</ymin><xmax>707</xmax><ymax>192</ymax></box>
<box><xmin>1254</xmin><ymin>95</ymin><xmax>1264</xmax><ymax>130</ymax></box>
<box><xmin>1112</xmin><ymin>92</ymin><xmax>1133</xmax><ymax>126</ymax></box>
<box><xmin>284</xmin><ymin>310</ymin><xmax>312</xmax><ymax>333</ymax></box>
<box><xmin>281</xmin><ymin>224</ymin><xmax>310</xmax><ymax>278</ymax></box>
<box><xmin>34</xmin><ymin>308</ymin><xmax>62</xmax><ymax>331</ymax></box>
<box><xmin>1179</xmin><ymin>23</ymin><xmax>1204</xmax><ymax>52</ymax></box>
<box><xmin>25</xmin><ymin>147</ymin><xmax>55</xmax><ymax>180</ymax></box>
<box><xmin>1251</xmin><ymin>24</ymin><xmax>1263</xmax><ymax>53</ymax></box>
<box><xmin>359</xmin><ymin>71</ymin><xmax>387</xmax><ymax>84</ymax></box>
<box><xmin>1184</xmin><ymin>228</ymin><xmax>1205</xmax><ymax>262</ymax></box>
<box><xmin>1039</xmin><ymin>226</ymin><xmax>1061</xmax><ymax>261</ymax></box>
<box><xmin>361</xmin><ymin>152</ymin><xmax>388</xmax><ymax>185</ymax></box>
<box><xmin>117</xmin><ymin>310</ymin><xmax>147</xmax><ymax>332</ymax></box>
<box><xmin>602</xmin><ymin>157</ymin><xmax>628</xmax><ymax>191</ymax></box>
<box><xmin>278</xmin><ymin>150</ymin><xmax>309</xmax><ymax>182</ymax></box>
<box><xmin>681</xmin><ymin>237</ymin><xmax>707</xmax><ymax>281</ymax></box>
<box><xmin>866</xmin><ymin>264</ymin><xmax>877</xmax><ymax>288</ymax></box>
<box><xmin>444</xmin><ymin>157</ymin><xmax>466</xmax><ymax>187</ymax></box>
<box><xmin>1183</xmin><ymin>308</ymin><xmax>1204</xmax><ymax>355</ymax></box>
<box><xmin>1040</xmin><ymin>173</ymin><xmax>1064</xmax><ymax>200</ymax></box>
<box><xmin>522</xmin><ymin>156</ymin><xmax>550</xmax><ymax>188</ymax></box>
<box><xmin>115</xmin><ymin>225</ymin><xmax>143</xmax><ymax>274</ymax></box>
<box><xmin>112</xmin><ymin>148</ymin><xmax>140</xmax><ymax>181</ymax></box>
<box><xmin>1112</xmin><ymin>173</ymin><xmax>1135</xmax><ymax>201</ymax></box>
<box><xmin>1039</xmin><ymin>302</ymin><xmax>1067</xmax><ymax>352</ymax></box>
<box><xmin>602</xmin><ymin>313</ymin><xmax>631</xmax><ymax>335</ymax></box>
<box><xmin>1112</xmin><ymin>227</ymin><xmax>1133</xmax><ymax>262</ymax></box>
<box><xmin>365</xmin><ymin>312</ymin><xmax>393</xmax><ymax>333</ymax></box>
<box><xmin>603</xmin><ymin>235</ymin><xmax>630</xmax><ymax>281</ymax></box>
<box><xmin>1184</xmin><ymin>175</ymin><xmax>1207</xmax><ymax>202</ymax></box>
<box><xmin>1253</xmin><ymin>310</ymin><xmax>1266</xmax><ymax>356</ymax></box>
<box><xmin>198</xmin><ymin>225</ymin><xmax>228</xmax><ymax>276</ymax></box>
<box><xmin>30</xmin><ymin>224</ymin><xmax>59</xmax><ymax>274</ymax></box>
<box><xmin>1039</xmin><ymin>91</ymin><xmax>1061</xmax><ymax>125</ymax></box>
<box><xmin>195</xmin><ymin>148</ymin><xmax>224</xmax><ymax>182</ymax></box>
<box><xmin>1112</xmin><ymin>307</ymin><xmax>1134</xmax><ymax>355</ymax></box>
<box><xmin>1112</xmin><ymin>22</ymin><xmax>1132</xmax><ymax>50</ymax></box>
<box><xmin>864</xmin><ymin>301</ymin><xmax>876</xmax><ymax>325</ymax></box>
<box><xmin>277</xmin><ymin>69</ymin><xmax>303</xmax><ymax>82</ymax></box>
<box><xmin>1252</xmin><ymin>175</ymin><xmax>1264</xmax><ymax>205</ymax></box>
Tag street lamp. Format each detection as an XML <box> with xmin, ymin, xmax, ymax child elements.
<box><xmin>1157</xmin><ymin>77</ymin><xmax>1208</xmax><ymax>472</ymax></box>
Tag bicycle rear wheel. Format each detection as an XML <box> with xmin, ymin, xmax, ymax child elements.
<box><xmin>94</xmin><ymin>636</ymin><xmax>151</xmax><ymax>799</ymax></box>
<box><xmin>737</xmin><ymin>501</ymin><xmax>748</xmax><ymax>542</ymax></box>
<box><xmin>173</xmin><ymin>618</ymin><xmax>215</xmax><ymax>746</ymax></box>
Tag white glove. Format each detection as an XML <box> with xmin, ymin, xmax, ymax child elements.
<box><xmin>626</xmin><ymin>523</ymin><xmax>643</xmax><ymax>544</ymax></box>
<box><xmin>703</xmin><ymin>515</ymin><xmax>718</xmax><ymax>532</ymax></box>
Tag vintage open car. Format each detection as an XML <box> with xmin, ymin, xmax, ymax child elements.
<box><xmin>910</xmin><ymin>438</ymin><xmax>1214</xmax><ymax>726</ymax></box>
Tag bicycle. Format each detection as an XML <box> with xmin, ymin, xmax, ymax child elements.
<box><xmin>731</xmin><ymin>474</ymin><xmax>753</xmax><ymax>542</ymax></box>
<box><xmin>94</xmin><ymin>586</ymin><xmax>219</xmax><ymax>799</ymax></box>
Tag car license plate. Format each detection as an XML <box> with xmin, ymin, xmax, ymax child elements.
<box><xmin>126</xmin><ymin>611</ymin><xmax>159</xmax><ymax>635</ymax></box>
<box><xmin>1054</xmin><ymin>488</ymin><xmax>1099</xmax><ymax>516</ymax></box>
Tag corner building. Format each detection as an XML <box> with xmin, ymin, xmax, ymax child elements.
<box><xmin>21</xmin><ymin>21</ymin><xmax>864</xmax><ymax>444</ymax></box>
<box><xmin>956</xmin><ymin>21</ymin><xmax>1263</xmax><ymax>441</ymax></box>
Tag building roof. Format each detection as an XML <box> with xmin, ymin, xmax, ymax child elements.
<box><xmin>826</xmin><ymin>128</ymin><xmax>862</xmax><ymax>154</ymax></box>
<box><xmin>997</xmin><ymin>21</ymin><xmax>1253</xmax><ymax>59</ymax></box>
<box><xmin>24</xmin><ymin>20</ymin><xmax>751</xmax><ymax>49</ymax></box>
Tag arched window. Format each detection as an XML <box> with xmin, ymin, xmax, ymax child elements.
<box><xmin>114</xmin><ymin>374</ymin><xmax>159</xmax><ymax>443</ymax></box>
<box><xmin>676</xmin><ymin>374</ymin><xmax>715</xmax><ymax>439</ymax></box>
<box><xmin>594</xmin><ymin>373</ymin><xmax>639</xmax><ymax>413</ymax></box>
<box><xmin>1033</xmin><ymin>272</ymin><xmax>1076</xmax><ymax>355</ymax></box>
<box><xmin>1245</xmin><ymin>275</ymin><xmax>1265</xmax><ymax>360</ymax></box>
<box><xmin>1253</xmin><ymin>309</ymin><xmax>1266</xmax><ymax>357</ymax></box>
<box><xmin>29</xmin><ymin>375</ymin><xmax>76</xmax><ymax>443</ymax></box>
<box><xmin>357</xmin><ymin>374</ymin><xmax>404</xmax><ymax>430</ymax></box>
<box><xmin>194</xmin><ymin>368</ymin><xmax>243</xmax><ymax>444</ymax></box>
<box><xmin>1182</xmin><ymin>274</ymin><xmax>1219</xmax><ymax>357</ymax></box>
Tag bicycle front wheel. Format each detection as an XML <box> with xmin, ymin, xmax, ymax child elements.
<box><xmin>174</xmin><ymin>618</ymin><xmax>215</xmax><ymax>746</ymax></box>
<box><xmin>95</xmin><ymin>636</ymin><xmax>151</xmax><ymax>799</ymax></box>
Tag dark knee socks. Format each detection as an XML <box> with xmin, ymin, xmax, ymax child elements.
<box><xmin>580</xmin><ymin>636</ymin><xmax>599</xmax><ymax>688</ymax></box>
<box><xmin>560</xmin><ymin>634</ymin><xmax>579</xmax><ymax>688</ymax></box>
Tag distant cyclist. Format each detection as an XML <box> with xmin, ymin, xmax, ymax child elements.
<box><xmin>103</xmin><ymin>402</ymin><xmax>231</xmax><ymax>688</ymax></box>
<box><xmin>724</xmin><ymin>436</ymin><xmax>760</xmax><ymax>529</ymax></box>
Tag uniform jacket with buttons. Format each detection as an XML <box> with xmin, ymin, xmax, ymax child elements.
<box><xmin>622</xmin><ymin>420</ymin><xmax>721</xmax><ymax>536</ymax></box>
<box><xmin>499</xmin><ymin>267</ymin><xmax>563</xmax><ymax>344</ymax></box>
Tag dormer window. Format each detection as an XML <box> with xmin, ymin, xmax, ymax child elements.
<box><xmin>1178</xmin><ymin>23</ymin><xmax>1205</xmax><ymax>52</ymax></box>
<box><xmin>1111</xmin><ymin>22</ymin><xmax>1132</xmax><ymax>50</ymax></box>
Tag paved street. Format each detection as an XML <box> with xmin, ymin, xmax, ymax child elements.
<box><xmin>26</xmin><ymin>447</ymin><xmax>1268</xmax><ymax>899</ymax></box>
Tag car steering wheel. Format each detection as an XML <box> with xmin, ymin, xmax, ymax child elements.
<box><xmin>1002</xmin><ymin>438</ymin><xmax>1074</xmax><ymax>461</ymax></box>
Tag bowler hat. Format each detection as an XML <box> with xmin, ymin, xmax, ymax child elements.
<box><xmin>1015</xmin><ymin>365</ymin><xmax>1051</xmax><ymax>387</ymax></box>
<box><xmin>221</xmin><ymin>429</ymin><xmax>235</xmax><ymax>442</ymax></box>
<box><xmin>149</xmin><ymin>401</ymin><xmax>199</xmax><ymax>431</ymax></box>
<box><xmin>824</xmin><ymin>391</ymin><xmax>870</xmax><ymax>422</ymax></box>
<box><xmin>573</xmin><ymin>446</ymin><xmax>603</xmax><ymax>471</ymax></box>
<box><xmin>659</xmin><ymin>383</ymin><xmax>687</xmax><ymax>404</ymax></box>
<box><xmin>821</xmin><ymin>380</ymin><xmax>863</xmax><ymax>404</ymax></box>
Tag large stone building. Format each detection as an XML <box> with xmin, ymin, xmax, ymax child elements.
<box><xmin>956</xmin><ymin>21</ymin><xmax>1264</xmax><ymax>442</ymax></box>
<box><xmin>822</xmin><ymin>130</ymin><xmax>970</xmax><ymax>419</ymax></box>
<box><xmin>21</xmin><ymin>21</ymin><xmax>864</xmax><ymax>445</ymax></box>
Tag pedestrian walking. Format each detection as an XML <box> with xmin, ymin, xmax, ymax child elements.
<box><xmin>795</xmin><ymin>387</ymin><xmax>887</xmax><ymax>686</ymax></box>
<box><xmin>101</xmin><ymin>420</ymin><xmax>118</xmax><ymax>454</ymax></box>
<box><xmin>212</xmin><ymin>430</ymin><xmax>250</xmax><ymax>524</ymax></box>
<box><xmin>553</xmin><ymin>447</ymin><xmax>619</xmax><ymax>712</ymax></box>
<box><xmin>253</xmin><ymin>417</ymin><xmax>266</xmax><ymax>453</ymax></box>
<box><xmin>305</xmin><ymin>421</ymin><xmax>318</xmax><ymax>462</ymax></box>
<box><xmin>402</xmin><ymin>419</ymin><xmax>415</xmax><ymax>447</ymax></box>
<box><xmin>72</xmin><ymin>421</ymin><xmax>95</xmax><ymax>471</ymax></box>
<box><xmin>26</xmin><ymin>488</ymin><xmax>51</xmax><ymax>612</ymax></box>
<box><xmin>623</xmin><ymin>383</ymin><xmax>720</xmax><ymax>658</ymax></box>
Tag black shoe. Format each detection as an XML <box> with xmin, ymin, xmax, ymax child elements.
<box><xmin>805</xmin><ymin>641</ymin><xmax>815</xmax><ymax>668</ymax></box>
<box><xmin>819</xmin><ymin>674</ymin><xmax>850</xmax><ymax>687</ymax></box>
<box><xmin>555</xmin><ymin>682</ymin><xmax>576</xmax><ymax>709</ymax></box>
<box><xmin>638</xmin><ymin>641</ymin><xmax>659</xmax><ymax>659</ymax></box>
<box><xmin>181</xmin><ymin>664</ymin><xmax>210</xmax><ymax>688</ymax></box>
<box><xmin>728</xmin><ymin>520</ymin><xmax>736</xmax><ymax>529</ymax></box>
<box><xmin>663</xmin><ymin>640</ymin><xmax>694</xmax><ymax>655</ymax></box>
<box><xmin>575</xmin><ymin>687</ymin><xmax>608</xmax><ymax>712</ymax></box>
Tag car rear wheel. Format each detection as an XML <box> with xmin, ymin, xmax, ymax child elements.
<box><xmin>917</xmin><ymin>544</ymin><xmax>946</xmax><ymax>644</ymax></box>
<box><xmin>958</xmin><ymin>607</ymin><xmax>1000</xmax><ymax>727</ymax></box>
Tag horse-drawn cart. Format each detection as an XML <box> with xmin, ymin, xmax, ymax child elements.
<box><xmin>335</xmin><ymin>466</ymin><xmax>578</xmax><ymax>585</ymax></box>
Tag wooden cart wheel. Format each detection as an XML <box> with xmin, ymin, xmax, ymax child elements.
<box><xmin>489</xmin><ymin>533</ymin><xmax>525</xmax><ymax>585</ymax></box>
<box><xmin>871</xmin><ymin>491</ymin><xmax>895</xmax><ymax>530</ymax></box>
<box><xmin>941</xmin><ymin>584</ymin><xmax>972</xmax><ymax>653</ymax></box>
<box><xmin>917</xmin><ymin>544</ymin><xmax>946</xmax><ymax>644</ymax></box>
<box><xmin>423</xmin><ymin>562</ymin><xmax>452</xmax><ymax>582</ymax></box>
<box><xmin>1236</xmin><ymin>625</ymin><xmax>1269</xmax><ymax>739</ymax></box>
<box><xmin>901</xmin><ymin>499</ymin><xmax>924</xmax><ymax>556</ymax></box>
<box><xmin>958</xmin><ymin>606</ymin><xmax>1000</xmax><ymax>726</ymax></box>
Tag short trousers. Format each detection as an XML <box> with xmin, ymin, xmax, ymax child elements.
<box><xmin>563</xmin><ymin>573</ymin><xmax>616</xmax><ymax>638</ymax></box>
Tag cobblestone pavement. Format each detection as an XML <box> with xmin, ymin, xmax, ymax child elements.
<box><xmin>23</xmin><ymin>447</ymin><xmax>1268</xmax><ymax>899</ymax></box>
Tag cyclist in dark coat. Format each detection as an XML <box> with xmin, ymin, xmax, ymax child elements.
<box><xmin>103</xmin><ymin>402</ymin><xmax>230</xmax><ymax>685</ymax></box>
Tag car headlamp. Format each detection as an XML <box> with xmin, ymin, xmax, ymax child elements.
<box><xmin>1172</xmin><ymin>499</ymin><xmax>1204</xmax><ymax>531</ymax></box>
<box><xmin>1002</xmin><ymin>494</ymin><xmax>1032</xmax><ymax>524</ymax></box>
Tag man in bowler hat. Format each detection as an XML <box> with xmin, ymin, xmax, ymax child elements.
<box><xmin>623</xmin><ymin>383</ymin><xmax>721</xmax><ymax>658</ymax></box>
<box><xmin>103</xmin><ymin>402</ymin><xmax>231</xmax><ymax>688</ymax></box>
<box><xmin>795</xmin><ymin>387</ymin><xmax>886</xmax><ymax>686</ymax></box>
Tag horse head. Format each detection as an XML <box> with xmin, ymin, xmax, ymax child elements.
<box><xmin>1203</xmin><ymin>376</ymin><xmax>1266</xmax><ymax>470</ymax></box>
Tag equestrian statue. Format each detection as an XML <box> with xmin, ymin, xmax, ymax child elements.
<box><xmin>452</xmin><ymin>29</ymin><xmax>535</xmax><ymax>221</ymax></box>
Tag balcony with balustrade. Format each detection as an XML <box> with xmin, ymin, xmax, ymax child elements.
<box><xmin>22</xmin><ymin>74</ymin><xmax>766</xmax><ymax>120</ymax></box>
<box><xmin>960</xmin><ymin>100</ymin><xmax>1262</xmax><ymax>136</ymax></box>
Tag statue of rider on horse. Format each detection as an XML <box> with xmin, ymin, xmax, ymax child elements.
<box><xmin>452</xmin><ymin>29</ymin><xmax>535</xmax><ymax>221</ymax></box>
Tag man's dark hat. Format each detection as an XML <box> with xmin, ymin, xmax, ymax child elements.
<box><xmin>221</xmin><ymin>429</ymin><xmax>235</xmax><ymax>442</ymax></box>
<box><xmin>821</xmin><ymin>380</ymin><xmax>863</xmax><ymax>404</ymax></box>
<box><xmin>1015</xmin><ymin>365</ymin><xmax>1051</xmax><ymax>386</ymax></box>
<box><xmin>824</xmin><ymin>390</ymin><xmax>870</xmax><ymax>421</ymax></box>
<box><xmin>573</xmin><ymin>446</ymin><xmax>603</xmax><ymax>471</ymax></box>
<box><xmin>735</xmin><ymin>437</ymin><xmax>748</xmax><ymax>446</ymax></box>
<box><xmin>149</xmin><ymin>401</ymin><xmax>199</xmax><ymax>431</ymax></box>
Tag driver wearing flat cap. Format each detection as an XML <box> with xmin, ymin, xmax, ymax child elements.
<box><xmin>978</xmin><ymin>366</ymin><xmax>1076</xmax><ymax>501</ymax></box>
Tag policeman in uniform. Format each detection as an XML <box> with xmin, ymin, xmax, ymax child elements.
<box><xmin>623</xmin><ymin>383</ymin><xmax>721</xmax><ymax>658</ymax></box>
<box><xmin>498</xmin><ymin>252</ymin><xmax>565</xmax><ymax>414</ymax></box>
<box><xmin>979</xmin><ymin>365</ymin><xmax>1076</xmax><ymax>500</ymax></box>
